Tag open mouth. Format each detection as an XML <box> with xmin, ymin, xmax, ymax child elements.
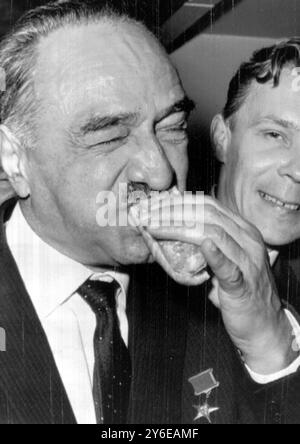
<box><xmin>259</xmin><ymin>191</ymin><xmax>300</xmax><ymax>212</ymax></box>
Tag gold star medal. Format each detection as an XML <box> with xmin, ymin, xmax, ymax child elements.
<box><xmin>188</xmin><ymin>369</ymin><xmax>220</xmax><ymax>424</ymax></box>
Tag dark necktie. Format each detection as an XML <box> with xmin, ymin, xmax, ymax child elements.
<box><xmin>78</xmin><ymin>279</ymin><xmax>132</xmax><ymax>424</ymax></box>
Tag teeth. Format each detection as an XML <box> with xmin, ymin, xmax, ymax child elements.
<box><xmin>285</xmin><ymin>203</ymin><xmax>300</xmax><ymax>211</ymax></box>
<box><xmin>260</xmin><ymin>192</ymin><xmax>300</xmax><ymax>211</ymax></box>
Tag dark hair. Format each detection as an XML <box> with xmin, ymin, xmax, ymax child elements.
<box><xmin>223</xmin><ymin>37</ymin><xmax>300</xmax><ymax>122</ymax></box>
<box><xmin>0</xmin><ymin>0</ymin><xmax>148</xmax><ymax>145</ymax></box>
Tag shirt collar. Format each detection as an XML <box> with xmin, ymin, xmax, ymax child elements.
<box><xmin>269</xmin><ymin>250</ymin><xmax>279</xmax><ymax>267</ymax></box>
<box><xmin>5</xmin><ymin>203</ymin><xmax>129</xmax><ymax>319</ymax></box>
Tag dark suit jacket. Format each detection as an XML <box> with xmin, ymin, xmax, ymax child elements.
<box><xmin>0</xmin><ymin>201</ymin><xmax>76</xmax><ymax>424</ymax></box>
<box><xmin>0</xmin><ymin>199</ymin><xmax>300</xmax><ymax>424</ymax></box>
<box><xmin>128</xmin><ymin>266</ymin><xmax>256</xmax><ymax>424</ymax></box>
<box><xmin>240</xmin><ymin>242</ymin><xmax>300</xmax><ymax>425</ymax></box>
<box><xmin>177</xmin><ymin>244</ymin><xmax>300</xmax><ymax>425</ymax></box>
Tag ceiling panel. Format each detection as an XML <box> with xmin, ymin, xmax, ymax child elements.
<box><xmin>162</xmin><ymin>1</ymin><xmax>219</xmax><ymax>47</ymax></box>
<box><xmin>164</xmin><ymin>0</ymin><xmax>244</xmax><ymax>51</ymax></box>
<box><xmin>206</xmin><ymin>0</ymin><xmax>300</xmax><ymax>39</ymax></box>
<box><xmin>2</xmin><ymin>1</ymin><xmax>298</xmax><ymax>53</ymax></box>
<box><xmin>166</xmin><ymin>0</ymin><xmax>300</xmax><ymax>53</ymax></box>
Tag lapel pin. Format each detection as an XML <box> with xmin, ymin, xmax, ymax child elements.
<box><xmin>188</xmin><ymin>368</ymin><xmax>220</xmax><ymax>424</ymax></box>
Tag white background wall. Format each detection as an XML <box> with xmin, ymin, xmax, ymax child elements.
<box><xmin>172</xmin><ymin>33</ymin><xmax>276</xmax><ymax>135</ymax></box>
<box><xmin>171</xmin><ymin>33</ymin><xmax>278</xmax><ymax>191</ymax></box>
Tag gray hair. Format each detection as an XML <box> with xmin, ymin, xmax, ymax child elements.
<box><xmin>0</xmin><ymin>0</ymin><xmax>144</xmax><ymax>146</ymax></box>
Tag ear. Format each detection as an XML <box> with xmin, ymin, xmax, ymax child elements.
<box><xmin>210</xmin><ymin>114</ymin><xmax>231</xmax><ymax>164</ymax></box>
<box><xmin>0</xmin><ymin>125</ymin><xmax>31</xmax><ymax>199</ymax></box>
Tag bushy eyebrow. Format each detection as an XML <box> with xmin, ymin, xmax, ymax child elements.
<box><xmin>158</xmin><ymin>97</ymin><xmax>195</xmax><ymax>122</ymax></box>
<box><xmin>75</xmin><ymin>97</ymin><xmax>195</xmax><ymax>137</ymax></box>
<box><xmin>79</xmin><ymin>113</ymin><xmax>138</xmax><ymax>136</ymax></box>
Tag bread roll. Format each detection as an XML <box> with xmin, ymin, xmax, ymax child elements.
<box><xmin>129</xmin><ymin>195</ymin><xmax>209</xmax><ymax>286</ymax></box>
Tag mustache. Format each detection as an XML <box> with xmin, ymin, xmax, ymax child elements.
<box><xmin>128</xmin><ymin>182</ymin><xmax>151</xmax><ymax>195</ymax></box>
<box><xmin>127</xmin><ymin>182</ymin><xmax>152</xmax><ymax>206</ymax></box>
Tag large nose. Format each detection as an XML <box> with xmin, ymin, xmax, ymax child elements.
<box><xmin>278</xmin><ymin>145</ymin><xmax>300</xmax><ymax>183</ymax></box>
<box><xmin>126</xmin><ymin>136</ymin><xmax>175</xmax><ymax>191</ymax></box>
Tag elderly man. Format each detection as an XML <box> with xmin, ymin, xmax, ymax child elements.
<box><xmin>0</xmin><ymin>0</ymin><xmax>298</xmax><ymax>425</ymax></box>
<box><xmin>0</xmin><ymin>0</ymin><xmax>193</xmax><ymax>424</ymax></box>
<box><xmin>146</xmin><ymin>39</ymin><xmax>300</xmax><ymax>424</ymax></box>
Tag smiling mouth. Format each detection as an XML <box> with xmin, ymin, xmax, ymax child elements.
<box><xmin>259</xmin><ymin>191</ymin><xmax>300</xmax><ymax>212</ymax></box>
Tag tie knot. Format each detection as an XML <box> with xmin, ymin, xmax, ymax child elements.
<box><xmin>78</xmin><ymin>279</ymin><xmax>119</xmax><ymax>314</ymax></box>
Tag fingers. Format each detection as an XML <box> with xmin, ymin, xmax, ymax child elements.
<box><xmin>201</xmin><ymin>239</ymin><xmax>244</xmax><ymax>297</ymax></box>
<box><xmin>138</xmin><ymin>194</ymin><xmax>251</xmax><ymax>233</ymax></box>
<box><xmin>146</xmin><ymin>223</ymin><xmax>247</xmax><ymax>271</ymax></box>
<box><xmin>137</xmin><ymin>198</ymin><xmax>254</xmax><ymax>251</ymax></box>
<box><xmin>142</xmin><ymin>224</ymin><xmax>206</xmax><ymax>243</ymax></box>
<box><xmin>136</xmin><ymin>193</ymin><xmax>260</xmax><ymax>279</ymax></box>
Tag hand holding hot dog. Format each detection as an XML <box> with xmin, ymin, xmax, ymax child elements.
<box><xmin>137</xmin><ymin>195</ymin><xmax>297</xmax><ymax>374</ymax></box>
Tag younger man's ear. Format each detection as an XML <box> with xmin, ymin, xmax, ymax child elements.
<box><xmin>0</xmin><ymin>125</ymin><xmax>30</xmax><ymax>199</ymax></box>
<box><xmin>210</xmin><ymin>114</ymin><xmax>231</xmax><ymax>164</ymax></box>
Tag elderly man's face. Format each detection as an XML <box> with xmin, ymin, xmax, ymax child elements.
<box><xmin>21</xmin><ymin>22</ymin><xmax>189</xmax><ymax>266</ymax></box>
<box><xmin>216</xmin><ymin>68</ymin><xmax>300</xmax><ymax>247</ymax></box>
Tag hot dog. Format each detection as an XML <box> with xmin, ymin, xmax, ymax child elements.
<box><xmin>128</xmin><ymin>185</ymin><xmax>209</xmax><ymax>286</ymax></box>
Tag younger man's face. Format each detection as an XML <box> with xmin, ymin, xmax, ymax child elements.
<box><xmin>215</xmin><ymin>68</ymin><xmax>300</xmax><ymax>247</ymax></box>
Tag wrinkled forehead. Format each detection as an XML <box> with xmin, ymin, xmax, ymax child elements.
<box><xmin>34</xmin><ymin>21</ymin><xmax>181</xmax><ymax>121</ymax></box>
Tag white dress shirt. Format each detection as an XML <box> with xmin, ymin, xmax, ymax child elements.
<box><xmin>6</xmin><ymin>203</ymin><xmax>129</xmax><ymax>424</ymax></box>
<box><xmin>5</xmin><ymin>204</ymin><xmax>300</xmax><ymax>424</ymax></box>
<box><xmin>245</xmin><ymin>250</ymin><xmax>300</xmax><ymax>383</ymax></box>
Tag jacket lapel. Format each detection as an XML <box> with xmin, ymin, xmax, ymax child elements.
<box><xmin>0</xmin><ymin>200</ymin><xmax>76</xmax><ymax>424</ymax></box>
<box><xmin>182</xmin><ymin>281</ymin><xmax>257</xmax><ymax>425</ymax></box>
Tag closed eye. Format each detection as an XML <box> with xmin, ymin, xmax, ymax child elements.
<box><xmin>87</xmin><ymin>135</ymin><xmax>128</xmax><ymax>151</ymax></box>
<box><xmin>99</xmin><ymin>136</ymin><xmax>127</xmax><ymax>145</ymax></box>
<box><xmin>162</xmin><ymin>121</ymin><xmax>188</xmax><ymax>133</ymax></box>
<box><xmin>169</xmin><ymin>123</ymin><xmax>188</xmax><ymax>132</ymax></box>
